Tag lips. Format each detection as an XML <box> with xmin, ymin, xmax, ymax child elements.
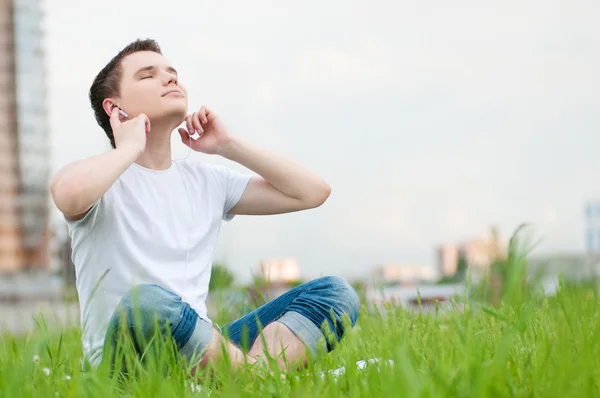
<box><xmin>162</xmin><ymin>89</ymin><xmax>183</xmax><ymax>97</ymax></box>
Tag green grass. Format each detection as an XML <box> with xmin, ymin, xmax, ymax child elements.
<box><xmin>1</xmin><ymin>278</ymin><xmax>599</xmax><ymax>397</ymax></box>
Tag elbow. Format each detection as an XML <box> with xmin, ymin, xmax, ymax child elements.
<box><xmin>50</xmin><ymin>175</ymin><xmax>85</xmax><ymax>218</ymax></box>
<box><xmin>320</xmin><ymin>182</ymin><xmax>332</xmax><ymax>204</ymax></box>
<box><xmin>306</xmin><ymin>181</ymin><xmax>331</xmax><ymax>209</ymax></box>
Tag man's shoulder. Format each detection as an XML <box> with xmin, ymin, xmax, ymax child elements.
<box><xmin>177</xmin><ymin>159</ymin><xmax>232</xmax><ymax>180</ymax></box>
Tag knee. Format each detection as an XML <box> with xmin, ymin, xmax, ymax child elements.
<box><xmin>110</xmin><ymin>284</ymin><xmax>178</xmax><ymax>334</ymax></box>
<box><xmin>317</xmin><ymin>276</ymin><xmax>360</xmax><ymax>326</ymax></box>
<box><xmin>119</xmin><ymin>283</ymin><xmax>166</xmax><ymax>313</ymax></box>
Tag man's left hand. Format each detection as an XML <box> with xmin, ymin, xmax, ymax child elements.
<box><xmin>178</xmin><ymin>106</ymin><xmax>232</xmax><ymax>155</ymax></box>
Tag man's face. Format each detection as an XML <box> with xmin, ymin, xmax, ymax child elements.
<box><xmin>115</xmin><ymin>51</ymin><xmax>188</xmax><ymax>124</ymax></box>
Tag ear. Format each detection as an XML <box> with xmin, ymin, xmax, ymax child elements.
<box><xmin>102</xmin><ymin>98</ymin><xmax>118</xmax><ymax>118</ymax></box>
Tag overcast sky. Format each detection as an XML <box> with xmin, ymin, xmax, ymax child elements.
<box><xmin>43</xmin><ymin>0</ymin><xmax>600</xmax><ymax>283</ymax></box>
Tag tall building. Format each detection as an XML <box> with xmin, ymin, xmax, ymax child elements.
<box><xmin>0</xmin><ymin>0</ymin><xmax>50</xmax><ymax>272</ymax></box>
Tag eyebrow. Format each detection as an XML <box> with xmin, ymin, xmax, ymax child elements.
<box><xmin>133</xmin><ymin>65</ymin><xmax>178</xmax><ymax>76</ymax></box>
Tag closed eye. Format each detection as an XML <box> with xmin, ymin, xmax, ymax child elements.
<box><xmin>141</xmin><ymin>75</ymin><xmax>152</xmax><ymax>80</ymax></box>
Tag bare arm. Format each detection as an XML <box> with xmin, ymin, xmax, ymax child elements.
<box><xmin>220</xmin><ymin>138</ymin><xmax>331</xmax><ymax>215</ymax></box>
<box><xmin>179</xmin><ymin>106</ymin><xmax>330</xmax><ymax>215</ymax></box>
<box><xmin>50</xmin><ymin>146</ymin><xmax>140</xmax><ymax>220</ymax></box>
<box><xmin>51</xmin><ymin>109</ymin><xmax>149</xmax><ymax>220</ymax></box>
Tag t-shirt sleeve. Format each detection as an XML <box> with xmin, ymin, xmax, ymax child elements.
<box><xmin>63</xmin><ymin>199</ymin><xmax>102</xmax><ymax>230</ymax></box>
<box><xmin>219</xmin><ymin>166</ymin><xmax>252</xmax><ymax>221</ymax></box>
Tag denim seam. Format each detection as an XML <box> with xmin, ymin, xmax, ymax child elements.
<box><xmin>170</xmin><ymin>304</ymin><xmax>197</xmax><ymax>348</ymax></box>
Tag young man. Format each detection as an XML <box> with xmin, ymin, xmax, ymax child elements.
<box><xmin>50</xmin><ymin>39</ymin><xmax>359</xmax><ymax>373</ymax></box>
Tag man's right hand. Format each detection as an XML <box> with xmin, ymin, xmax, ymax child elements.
<box><xmin>110</xmin><ymin>108</ymin><xmax>150</xmax><ymax>157</ymax></box>
<box><xmin>50</xmin><ymin>109</ymin><xmax>151</xmax><ymax>220</ymax></box>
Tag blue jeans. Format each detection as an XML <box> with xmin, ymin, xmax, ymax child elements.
<box><xmin>103</xmin><ymin>276</ymin><xmax>360</xmax><ymax>369</ymax></box>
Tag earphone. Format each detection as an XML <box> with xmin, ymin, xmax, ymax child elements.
<box><xmin>115</xmin><ymin>105</ymin><xmax>196</xmax><ymax>291</ymax></box>
<box><xmin>117</xmin><ymin>108</ymin><xmax>130</xmax><ymax>119</ymax></box>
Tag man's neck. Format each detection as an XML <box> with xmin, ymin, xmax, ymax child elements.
<box><xmin>134</xmin><ymin>119</ymin><xmax>179</xmax><ymax>171</ymax></box>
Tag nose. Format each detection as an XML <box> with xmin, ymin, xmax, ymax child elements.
<box><xmin>163</xmin><ymin>71</ymin><xmax>178</xmax><ymax>86</ymax></box>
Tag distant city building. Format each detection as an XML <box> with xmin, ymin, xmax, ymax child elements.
<box><xmin>370</xmin><ymin>264</ymin><xmax>437</xmax><ymax>285</ymax></box>
<box><xmin>528</xmin><ymin>253</ymin><xmax>594</xmax><ymax>281</ymax></box>
<box><xmin>584</xmin><ymin>199</ymin><xmax>600</xmax><ymax>254</ymax></box>
<box><xmin>0</xmin><ymin>0</ymin><xmax>50</xmax><ymax>271</ymax></box>
<box><xmin>436</xmin><ymin>228</ymin><xmax>506</xmax><ymax>280</ymax></box>
<box><xmin>259</xmin><ymin>258</ymin><xmax>300</xmax><ymax>284</ymax></box>
<box><xmin>436</xmin><ymin>245</ymin><xmax>460</xmax><ymax>277</ymax></box>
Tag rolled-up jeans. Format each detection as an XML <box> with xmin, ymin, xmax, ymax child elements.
<box><xmin>102</xmin><ymin>276</ymin><xmax>360</xmax><ymax>370</ymax></box>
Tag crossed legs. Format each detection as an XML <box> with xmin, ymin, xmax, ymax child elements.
<box><xmin>103</xmin><ymin>276</ymin><xmax>360</xmax><ymax>375</ymax></box>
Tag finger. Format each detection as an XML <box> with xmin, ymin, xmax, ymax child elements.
<box><xmin>109</xmin><ymin>107</ymin><xmax>121</xmax><ymax>130</ymax></box>
<box><xmin>199</xmin><ymin>106</ymin><xmax>208</xmax><ymax>124</ymax></box>
<box><xmin>178</xmin><ymin>128</ymin><xmax>191</xmax><ymax>144</ymax></box>
<box><xmin>186</xmin><ymin>115</ymin><xmax>194</xmax><ymax>137</ymax></box>
<box><xmin>141</xmin><ymin>114</ymin><xmax>151</xmax><ymax>134</ymax></box>
<box><xmin>192</xmin><ymin>112</ymin><xmax>204</xmax><ymax>135</ymax></box>
<box><xmin>135</xmin><ymin>113</ymin><xmax>150</xmax><ymax>134</ymax></box>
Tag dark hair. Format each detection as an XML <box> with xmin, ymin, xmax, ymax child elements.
<box><xmin>89</xmin><ymin>39</ymin><xmax>162</xmax><ymax>148</ymax></box>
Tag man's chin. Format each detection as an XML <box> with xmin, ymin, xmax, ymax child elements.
<box><xmin>152</xmin><ymin>107</ymin><xmax>187</xmax><ymax>127</ymax></box>
<box><xmin>169</xmin><ymin>107</ymin><xmax>188</xmax><ymax>125</ymax></box>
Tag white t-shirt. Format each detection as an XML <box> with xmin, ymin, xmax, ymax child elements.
<box><xmin>66</xmin><ymin>160</ymin><xmax>251</xmax><ymax>367</ymax></box>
